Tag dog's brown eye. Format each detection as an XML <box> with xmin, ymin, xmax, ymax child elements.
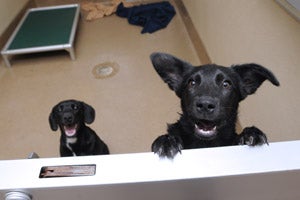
<box><xmin>188</xmin><ymin>79</ymin><xmax>196</xmax><ymax>87</ymax></box>
<box><xmin>223</xmin><ymin>80</ymin><xmax>232</xmax><ymax>89</ymax></box>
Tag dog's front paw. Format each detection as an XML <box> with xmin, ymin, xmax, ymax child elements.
<box><xmin>238</xmin><ymin>126</ymin><xmax>268</xmax><ymax>146</ymax></box>
<box><xmin>151</xmin><ymin>134</ymin><xmax>183</xmax><ymax>159</ymax></box>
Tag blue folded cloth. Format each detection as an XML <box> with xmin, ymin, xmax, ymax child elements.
<box><xmin>116</xmin><ymin>1</ymin><xmax>176</xmax><ymax>34</ymax></box>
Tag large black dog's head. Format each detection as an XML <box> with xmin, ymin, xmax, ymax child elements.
<box><xmin>150</xmin><ymin>52</ymin><xmax>279</xmax><ymax>140</ymax></box>
<box><xmin>49</xmin><ymin>100</ymin><xmax>95</xmax><ymax>137</ymax></box>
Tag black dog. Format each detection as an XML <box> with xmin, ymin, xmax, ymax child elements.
<box><xmin>150</xmin><ymin>52</ymin><xmax>280</xmax><ymax>159</ymax></box>
<box><xmin>49</xmin><ymin>99</ymin><xmax>109</xmax><ymax>157</ymax></box>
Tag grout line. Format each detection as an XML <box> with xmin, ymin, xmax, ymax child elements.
<box><xmin>173</xmin><ymin>0</ymin><xmax>211</xmax><ymax>65</ymax></box>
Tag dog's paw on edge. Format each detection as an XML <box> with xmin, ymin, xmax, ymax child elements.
<box><xmin>238</xmin><ymin>126</ymin><xmax>269</xmax><ymax>146</ymax></box>
<box><xmin>151</xmin><ymin>134</ymin><xmax>183</xmax><ymax>159</ymax></box>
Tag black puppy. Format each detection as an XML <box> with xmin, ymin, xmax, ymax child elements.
<box><xmin>150</xmin><ymin>52</ymin><xmax>280</xmax><ymax>159</ymax></box>
<box><xmin>49</xmin><ymin>99</ymin><xmax>109</xmax><ymax>157</ymax></box>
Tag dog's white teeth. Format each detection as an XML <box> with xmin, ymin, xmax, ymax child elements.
<box><xmin>195</xmin><ymin>124</ymin><xmax>216</xmax><ymax>131</ymax></box>
<box><xmin>195</xmin><ymin>124</ymin><xmax>217</xmax><ymax>138</ymax></box>
<box><xmin>201</xmin><ymin>128</ymin><xmax>215</xmax><ymax>134</ymax></box>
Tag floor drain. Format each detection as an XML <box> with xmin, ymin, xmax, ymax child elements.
<box><xmin>92</xmin><ymin>62</ymin><xmax>119</xmax><ymax>79</ymax></box>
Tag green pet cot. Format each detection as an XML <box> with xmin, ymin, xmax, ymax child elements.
<box><xmin>1</xmin><ymin>4</ymin><xmax>80</xmax><ymax>67</ymax></box>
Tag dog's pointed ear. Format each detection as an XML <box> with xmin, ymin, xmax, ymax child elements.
<box><xmin>82</xmin><ymin>102</ymin><xmax>95</xmax><ymax>124</ymax></box>
<box><xmin>150</xmin><ymin>52</ymin><xmax>193</xmax><ymax>96</ymax></box>
<box><xmin>232</xmin><ymin>63</ymin><xmax>280</xmax><ymax>100</ymax></box>
<box><xmin>49</xmin><ymin>110</ymin><xmax>58</xmax><ymax>131</ymax></box>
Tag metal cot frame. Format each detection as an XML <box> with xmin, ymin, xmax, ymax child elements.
<box><xmin>1</xmin><ymin>4</ymin><xmax>80</xmax><ymax>67</ymax></box>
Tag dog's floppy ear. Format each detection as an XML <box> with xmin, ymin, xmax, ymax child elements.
<box><xmin>82</xmin><ymin>102</ymin><xmax>95</xmax><ymax>124</ymax></box>
<box><xmin>150</xmin><ymin>52</ymin><xmax>193</xmax><ymax>96</ymax></box>
<box><xmin>232</xmin><ymin>63</ymin><xmax>280</xmax><ymax>100</ymax></box>
<box><xmin>49</xmin><ymin>109</ymin><xmax>58</xmax><ymax>131</ymax></box>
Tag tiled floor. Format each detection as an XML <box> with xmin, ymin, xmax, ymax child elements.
<box><xmin>0</xmin><ymin>1</ymin><xmax>200</xmax><ymax>160</ymax></box>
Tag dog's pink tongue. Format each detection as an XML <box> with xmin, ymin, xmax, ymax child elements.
<box><xmin>64</xmin><ymin>126</ymin><xmax>76</xmax><ymax>137</ymax></box>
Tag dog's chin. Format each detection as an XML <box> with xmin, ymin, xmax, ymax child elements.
<box><xmin>194</xmin><ymin>120</ymin><xmax>217</xmax><ymax>140</ymax></box>
<box><xmin>63</xmin><ymin>124</ymin><xmax>78</xmax><ymax>137</ymax></box>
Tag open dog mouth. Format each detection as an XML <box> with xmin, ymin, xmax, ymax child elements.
<box><xmin>63</xmin><ymin>124</ymin><xmax>78</xmax><ymax>137</ymax></box>
<box><xmin>194</xmin><ymin>120</ymin><xmax>217</xmax><ymax>139</ymax></box>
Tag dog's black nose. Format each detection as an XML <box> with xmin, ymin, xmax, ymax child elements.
<box><xmin>196</xmin><ymin>97</ymin><xmax>217</xmax><ymax>113</ymax></box>
<box><xmin>63</xmin><ymin>113</ymin><xmax>73</xmax><ymax>124</ymax></box>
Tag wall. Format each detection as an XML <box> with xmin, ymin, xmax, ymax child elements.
<box><xmin>0</xmin><ymin>0</ymin><xmax>29</xmax><ymax>36</ymax></box>
<box><xmin>183</xmin><ymin>0</ymin><xmax>300</xmax><ymax>142</ymax></box>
